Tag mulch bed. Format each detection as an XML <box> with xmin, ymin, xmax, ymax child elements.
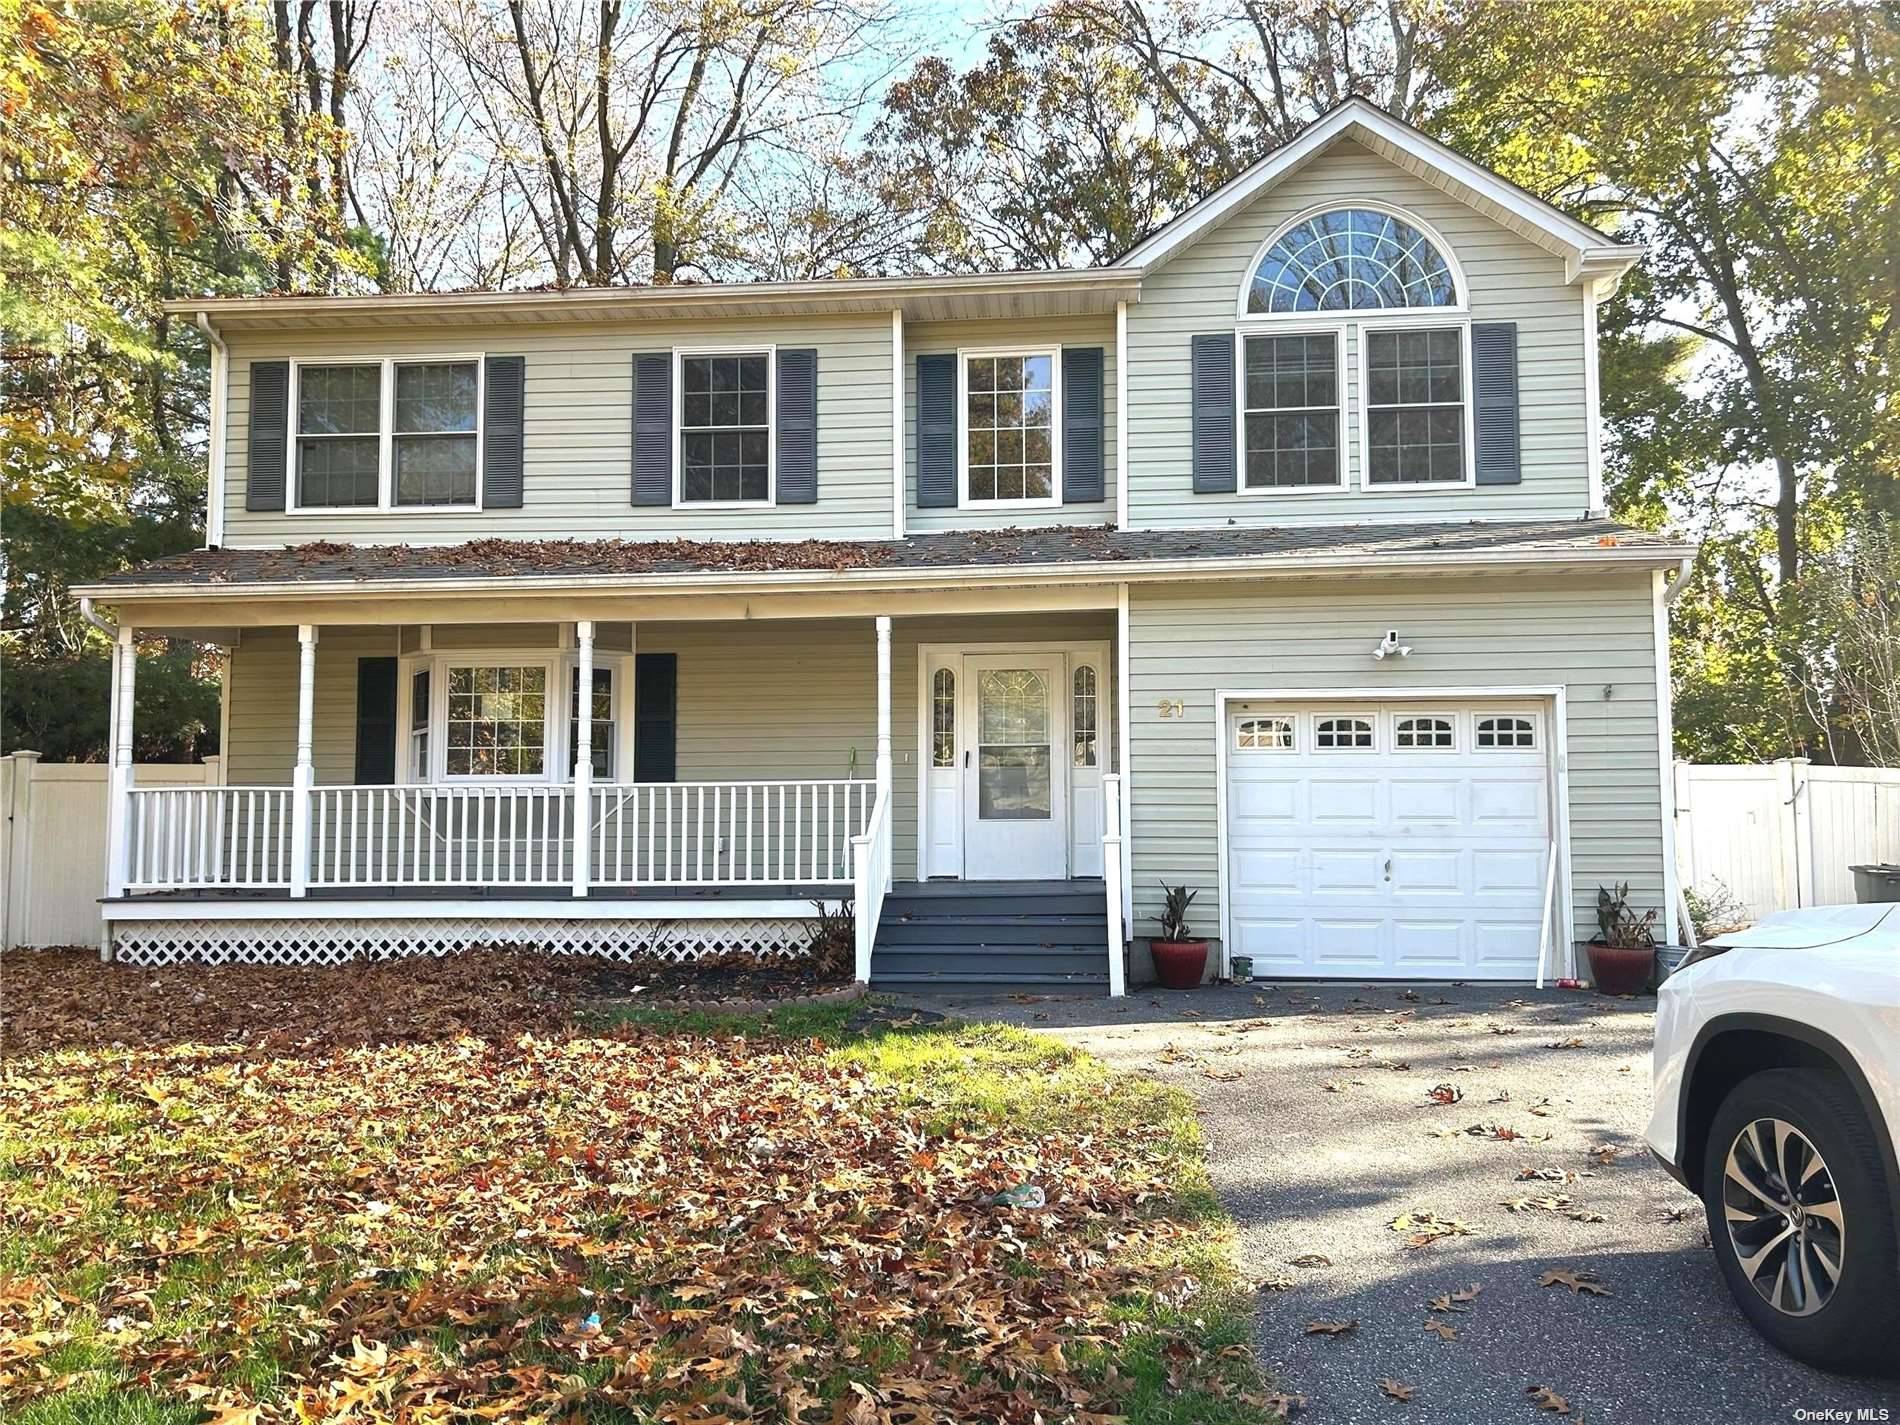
<box><xmin>568</xmin><ymin>954</ymin><xmax>853</xmax><ymax>1006</ymax></box>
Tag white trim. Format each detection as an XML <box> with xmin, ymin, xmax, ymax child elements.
<box><xmin>671</xmin><ymin>344</ymin><xmax>777</xmax><ymax>510</ymax></box>
<box><xmin>1584</xmin><ymin>280</ymin><xmax>1605</xmax><ymax>514</ymax></box>
<box><xmin>1116</xmin><ymin>585</ymin><xmax>1133</xmax><ymax>931</ymax></box>
<box><xmin>1210</xmin><ymin>684</ymin><xmax>1575</xmax><ymax>980</ymax></box>
<box><xmin>1233</xmin><ymin>199</ymin><xmax>1469</xmax><ymax>322</ymax></box>
<box><xmin>1654</xmin><ymin>569</ymin><xmax>1680</xmax><ymax>945</ymax></box>
<box><xmin>1122</xmin><ymin>98</ymin><xmax>1640</xmax><ymax>282</ymax></box>
<box><xmin>1232</xmin><ymin>325</ymin><xmax>1350</xmax><ymax>495</ymax></box>
<box><xmin>197</xmin><ymin>313</ymin><xmax>227</xmax><ymax>547</ymax></box>
<box><xmin>103</xmin><ymin>895</ymin><xmax>843</xmax><ymax>922</ymax></box>
<box><xmin>955</xmin><ymin>346</ymin><xmax>1063</xmax><ymax>510</ymax></box>
<box><xmin>913</xmin><ymin>638</ymin><xmax>1110</xmax><ymax>881</ymax></box>
<box><xmin>1356</xmin><ymin>320</ymin><xmax>1477</xmax><ymax>493</ymax></box>
<box><xmin>890</xmin><ymin>310</ymin><xmax>906</xmax><ymax>538</ymax></box>
<box><xmin>285</xmin><ymin>354</ymin><xmax>486</xmax><ymax>516</ymax></box>
<box><xmin>1114</xmin><ymin>301</ymin><xmax>1129</xmax><ymax>529</ymax></box>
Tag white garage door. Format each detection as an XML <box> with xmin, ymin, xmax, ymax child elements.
<box><xmin>1225</xmin><ymin>700</ymin><xmax>1554</xmax><ymax>979</ymax></box>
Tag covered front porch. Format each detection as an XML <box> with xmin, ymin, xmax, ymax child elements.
<box><xmin>95</xmin><ymin>596</ymin><xmax>1129</xmax><ymax>989</ymax></box>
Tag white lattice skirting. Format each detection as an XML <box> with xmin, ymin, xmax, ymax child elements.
<box><xmin>111</xmin><ymin>916</ymin><xmax>816</xmax><ymax>967</ymax></box>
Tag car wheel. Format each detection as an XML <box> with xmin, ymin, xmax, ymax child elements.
<box><xmin>1701</xmin><ymin>1068</ymin><xmax>1900</xmax><ymax>1376</ymax></box>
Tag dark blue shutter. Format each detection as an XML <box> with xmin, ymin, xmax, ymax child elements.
<box><xmin>246</xmin><ymin>360</ymin><xmax>289</xmax><ymax>511</ymax></box>
<box><xmin>1062</xmin><ymin>346</ymin><xmax>1105</xmax><ymax>503</ymax></box>
<box><xmin>775</xmin><ymin>348</ymin><xmax>818</xmax><ymax>504</ymax></box>
<box><xmin>631</xmin><ymin>353</ymin><xmax>672</xmax><ymax>506</ymax></box>
<box><xmin>1190</xmin><ymin>335</ymin><xmax>1236</xmax><ymax>493</ymax></box>
<box><xmin>1472</xmin><ymin>322</ymin><xmax>1521</xmax><ymax>485</ymax></box>
<box><xmin>482</xmin><ymin>355</ymin><xmax>525</xmax><ymax>508</ymax></box>
<box><xmin>634</xmin><ymin>652</ymin><xmax>677</xmax><ymax>782</ymax></box>
<box><xmin>916</xmin><ymin>353</ymin><xmax>957</xmax><ymax>508</ymax></box>
<box><xmin>353</xmin><ymin>657</ymin><xmax>398</xmax><ymax>785</ymax></box>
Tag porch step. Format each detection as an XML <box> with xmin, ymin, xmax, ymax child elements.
<box><xmin>870</xmin><ymin>880</ymin><xmax>1110</xmax><ymax>991</ymax></box>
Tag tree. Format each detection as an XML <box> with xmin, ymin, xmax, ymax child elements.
<box><xmin>2</xmin><ymin>0</ymin><xmax>362</xmax><ymax>758</ymax></box>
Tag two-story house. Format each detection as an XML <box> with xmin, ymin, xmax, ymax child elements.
<box><xmin>77</xmin><ymin>99</ymin><xmax>1694</xmax><ymax>992</ymax></box>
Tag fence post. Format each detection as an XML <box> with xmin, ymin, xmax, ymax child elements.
<box><xmin>1770</xmin><ymin>759</ymin><xmax>1800</xmax><ymax>911</ymax></box>
<box><xmin>4</xmin><ymin>751</ymin><xmax>40</xmax><ymax>951</ymax></box>
<box><xmin>107</xmin><ymin>628</ymin><xmax>137</xmax><ymax>902</ymax></box>
<box><xmin>1788</xmin><ymin>757</ymin><xmax>1815</xmax><ymax>907</ymax></box>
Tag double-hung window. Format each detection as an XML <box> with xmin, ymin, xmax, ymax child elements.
<box><xmin>963</xmin><ymin>351</ymin><xmax>1058</xmax><ymax>505</ymax></box>
<box><xmin>679</xmin><ymin>352</ymin><xmax>771</xmax><ymax>504</ymax></box>
<box><xmin>1242</xmin><ymin>333</ymin><xmax>1343</xmax><ymax>489</ymax></box>
<box><xmin>1365</xmin><ymin>328</ymin><xmax>1467</xmax><ymax>486</ymax></box>
<box><xmin>293</xmin><ymin>357</ymin><xmax>482</xmax><ymax>511</ymax></box>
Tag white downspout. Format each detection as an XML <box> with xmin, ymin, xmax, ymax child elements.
<box><xmin>196</xmin><ymin>312</ymin><xmax>227</xmax><ymax>548</ymax></box>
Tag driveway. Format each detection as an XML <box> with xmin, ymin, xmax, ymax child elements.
<box><xmin>904</xmin><ymin>983</ymin><xmax>1898</xmax><ymax>1423</ymax></box>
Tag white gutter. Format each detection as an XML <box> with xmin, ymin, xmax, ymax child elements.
<box><xmin>78</xmin><ymin>596</ymin><xmax>118</xmax><ymax>641</ymax></box>
<box><xmin>75</xmin><ymin>541</ymin><xmax>1699</xmax><ymax>605</ymax></box>
<box><xmin>1664</xmin><ymin>554</ymin><xmax>1695</xmax><ymax>604</ymax></box>
<box><xmin>195</xmin><ymin>312</ymin><xmax>227</xmax><ymax>547</ymax></box>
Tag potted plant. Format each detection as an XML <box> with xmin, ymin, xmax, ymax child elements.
<box><xmin>1583</xmin><ymin>883</ymin><xmax>1659</xmax><ymax>995</ymax></box>
<box><xmin>1150</xmin><ymin>884</ymin><xmax>1209</xmax><ymax>990</ymax></box>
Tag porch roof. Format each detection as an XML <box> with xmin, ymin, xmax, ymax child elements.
<box><xmin>81</xmin><ymin>520</ymin><xmax>1693</xmax><ymax>604</ymax></box>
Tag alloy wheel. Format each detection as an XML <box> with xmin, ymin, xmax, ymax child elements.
<box><xmin>1722</xmin><ymin>1116</ymin><xmax>1846</xmax><ymax>1317</ymax></box>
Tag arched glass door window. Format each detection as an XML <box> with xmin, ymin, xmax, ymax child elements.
<box><xmin>1247</xmin><ymin>208</ymin><xmax>1457</xmax><ymax>315</ymax></box>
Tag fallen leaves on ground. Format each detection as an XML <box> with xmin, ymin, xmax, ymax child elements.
<box><xmin>1499</xmin><ymin>1195</ymin><xmax>1602</xmax><ymax>1222</ymax></box>
<box><xmin>1304</xmin><ymin>1319</ymin><xmax>1359</xmax><ymax>1336</ymax></box>
<box><xmin>1287</xmin><ymin>1253</ymin><xmax>1332</xmax><ymax>1269</ymax></box>
<box><xmin>1264</xmin><ymin>1391</ymin><xmax>1309</xmax><ymax>1416</ymax></box>
<box><xmin>1539</xmin><ymin>1268</ymin><xmax>1613</xmax><ymax>1296</ymax></box>
<box><xmin>1379</xmin><ymin>1377</ymin><xmax>1416</xmax><ymax>1402</ymax></box>
<box><xmin>1426</xmin><ymin>1283</ymin><xmax>1481</xmax><ymax>1313</ymax></box>
<box><xmin>0</xmin><ymin>948</ymin><xmax>1244</xmax><ymax>1423</ymax></box>
<box><xmin>1527</xmin><ymin>1384</ymin><xmax>1573</xmax><ymax>1413</ymax></box>
<box><xmin>1422</xmin><ymin>1317</ymin><xmax>1458</xmax><ymax>1341</ymax></box>
<box><xmin>1426</xmin><ymin>1083</ymin><xmax>1464</xmax><ymax>1105</ymax></box>
<box><xmin>1389</xmin><ymin>1211</ymin><xmax>1473</xmax><ymax>1248</ymax></box>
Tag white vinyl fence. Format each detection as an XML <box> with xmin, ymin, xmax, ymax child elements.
<box><xmin>1675</xmin><ymin>760</ymin><xmax>1900</xmax><ymax>924</ymax></box>
<box><xmin>2</xmin><ymin>753</ymin><xmax>220</xmax><ymax>950</ymax></box>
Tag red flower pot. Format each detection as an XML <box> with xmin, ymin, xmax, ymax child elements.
<box><xmin>1583</xmin><ymin>941</ymin><xmax>1652</xmax><ymax>996</ymax></box>
<box><xmin>1151</xmin><ymin>939</ymin><xmax>1209</xmax><ymax>990</ymax></box>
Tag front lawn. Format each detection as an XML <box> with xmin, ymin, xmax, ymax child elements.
<box><xmin>0</xmin><ymin>951</ymin><xmax>1274</xmax><ymax>1424</ymax></box>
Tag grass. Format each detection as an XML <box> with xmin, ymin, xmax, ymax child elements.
<box><xmin>3</xmin><ymin>954</ymin><xmax>1278</xmax><ymax>1424</ymax></box>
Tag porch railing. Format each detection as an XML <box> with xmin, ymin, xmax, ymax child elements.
<box><xmin>851</xmin><ymin>785</ymin><xmax>893</xmax><ymax>982</ymax></box>
<box><xmin>125</xmin><ymin>785</ymin><xmax>294</xmax><ymax>891</ymax></box>
<box><xmin>308</xmin><ymin>785</ymin><xmax>574</xmax><ymax>889</ymax></box>
<box><xmin>124</xmin><ymin>779</ymin><xmax>874</xmax><ymax>894</ymax></box>
<box><xmin>589</xmin><ymin>780</ymin><xmax>874</xmax><ymax>886</ymax></box>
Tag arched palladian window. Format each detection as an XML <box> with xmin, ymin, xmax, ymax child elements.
<box><xmin>1247</xmin><ymin>207</ymin><xmax>1457</xmax><ymax>315</ymax></box>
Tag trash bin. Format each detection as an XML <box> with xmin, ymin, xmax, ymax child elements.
<box><xmin>1850</xmin><ymin>865</ymin><xmax>1900</xmax><ymax>903</ymax></box>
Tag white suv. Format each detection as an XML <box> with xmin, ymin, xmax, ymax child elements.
<box><xmin>1647</xmin><ymin>902</ymin><xmax>1900</xmax><ymax>1376</ymax></box>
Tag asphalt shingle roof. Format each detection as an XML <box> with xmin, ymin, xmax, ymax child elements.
<box><xmin>93</xmin><ymin>519</ymin><xmax>1689</xmax><ymax>591</ymax></box>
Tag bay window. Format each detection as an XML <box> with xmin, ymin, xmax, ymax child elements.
<box><xmin>445</xmin><ymin>664</ymin><xmax>547</xmax><ymax>777</ymax></box>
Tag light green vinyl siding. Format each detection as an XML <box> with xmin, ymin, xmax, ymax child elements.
<box><xmin>222</xmin><ymin>612</ymin><xmax>1116</xmax><ymax>874</ymax></box>
<box><xmin>1125</xmin><ymin>573</ymin><xmax>1664</xmax><ymax>947</ymax></box>
<box><xmin>904</xmin><ymin>316</ymin><xmax>1117</xmax><ymax>530</ymax></box>
<box><xmin>221</xmin><ymin>315</ymin><xmax>895</xmax><ymax>546</ymax></box>
<box><xmin>1126</xmin><ymin>139</ymin><xmax>1593</xmax><ymax>526</ymax></box>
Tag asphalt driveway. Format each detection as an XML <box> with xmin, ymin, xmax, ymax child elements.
<box><xmin>905</xmin><ymin>982</ymin><xmax>1898</xmax><ymax>1423</ymax></box>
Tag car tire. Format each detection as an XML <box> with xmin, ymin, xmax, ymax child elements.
<box><xmin>1701</xmin><ymin>1067</ymin><xmax>1900</xmax><ymax>1376</ymax></box>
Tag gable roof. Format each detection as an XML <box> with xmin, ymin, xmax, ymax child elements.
<box><xmin>1122</xmin><ymin>98</ymin><xmax>1640</xmax><ymax>286</ymax></box>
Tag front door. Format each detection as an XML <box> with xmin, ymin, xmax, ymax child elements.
<box><xmin>962</xmin><ymin>654</ymin><xmax>1068</xmax><ymax>880</ymax></box>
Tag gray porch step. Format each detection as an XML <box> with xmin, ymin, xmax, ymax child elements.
<box><xmin>871</xmin><ymin>880</ymin><xmax>1111</xmax><ymax>991</ymax></box>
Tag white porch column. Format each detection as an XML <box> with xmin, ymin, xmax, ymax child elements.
<box><xmin>572</xmin><ymin>619</ymin><xmax>594</xmax><ymax>897</ymax></box>
<box><xmin>289</xmin><ymin>624</ymin><xmax>317</xmax><ymax>898</ymax></box>
<box><xmin>874</xmin><ymin>615</ymin><xmax>892</xmax><ymax>789</ymax></box>
<box><xmin>105</xmin><ymin>627</ymin><xmax>137</xmax><ymax>902</ymax></box>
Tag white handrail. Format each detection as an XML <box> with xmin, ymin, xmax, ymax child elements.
<box><xmin>307</xmin><ymin>785</ymin><xmax>572</xmax><ymax>888</ymax></box>
<box><xmin>1102</xmin><ymin>772</ymin><xmax>1127</xmax><ymax>997</ymax></box>
<box><xmin>590</xmin><ymin>779</ymin><xmax>873</xmax><ymax>886</ymax></box>
<box><xmin>851</xmin><ymin>786</ymin><xmax>892</xmax><ymax>983</ymax></box>
<box><xmin>124</xmin><ymin>785</ymin><xmax>294</xmax><ymax>891</ymax></box>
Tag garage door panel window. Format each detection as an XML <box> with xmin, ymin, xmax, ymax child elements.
<box><xmin>1394</xmin><ymin>715</ymin><xmax>1454</xmax><ymax>749</ymax></box>
<box><xmin>1475</xmin><ymin>715</ymin><xmax>1536</xmax><ymax>749</ymax></box>
<box><xmin>1315</xmin><ymin>716</ymin><xmax>1374</xmax><ymax>749</ymax></box>
<box><xmin>1236</xmin><ymin>716</ymin><xmax>1295</xmax><ymax>750</ymax></box>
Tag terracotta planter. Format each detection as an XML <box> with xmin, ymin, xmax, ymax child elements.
<box><xmin>1583</xmin><ymin>941</ymin><xmax>1652</xmax><ymax>996</ymax></box>
<box><xmin>1151</xmin><ymin>939</ymin><xmax>1209</xmax><ymax>990</ymax></box>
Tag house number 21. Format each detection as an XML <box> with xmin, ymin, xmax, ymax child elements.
<box><xmin>1155</xmin><ymin>698</ymin><xmax>1186</xmax><ymax>719</ymax></box>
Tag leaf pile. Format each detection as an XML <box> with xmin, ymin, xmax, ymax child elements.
<box><xmin>1</xmin><ymin>949</ymin><xmax>1225</xmax><ymax>1422</ymax></box>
